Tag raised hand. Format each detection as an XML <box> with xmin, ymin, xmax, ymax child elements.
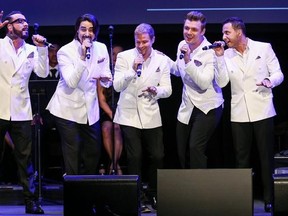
<box><xmin>0</xmin><ymin>11</ymin><xmax>9</xmax><ymax>29</ymax></box>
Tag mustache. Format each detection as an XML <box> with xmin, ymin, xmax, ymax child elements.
<box><xmin>82</xmin><ymin>35</ymin><xmax>92</xmax><ymax>40</ymax></box>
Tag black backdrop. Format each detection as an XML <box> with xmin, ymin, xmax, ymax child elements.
<box><xmin>1</xmin><ymin>0</ymin><xmax>288</xmax><ymax>25</ymax></box>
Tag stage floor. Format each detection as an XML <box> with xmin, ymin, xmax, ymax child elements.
<box><xmin>0</xmin><ymin>182</ymin><xmax>273</xmax><ymax>216</ymax></box>
<box><xmin>0</xmin><ymin>200</ymin><xmax>272</xmax><ymax>216</ymax></box>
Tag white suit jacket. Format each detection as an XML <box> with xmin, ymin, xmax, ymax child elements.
<box><xmin>216</xmin><ymin>38</ymin><xmax>284</xmax><ymax>122</ymax></box>
<box><xmin>170</xmin><ymin>38</ymin><xmax>224</xmax><ymax>125</ymax></box>
<box><xmin>47</xmin><ymin>39</ymin><xmax>111</xmax><ymax>125</ymax></box>
<box><xmin>113</xmin><ymin>48</ymin><xmax>172</xmax><ymax>129</ymax></box>
<box><xmin>0</xmin><ymin>36</ymin><xmax>49</xmax><ymax>121</ymax></box>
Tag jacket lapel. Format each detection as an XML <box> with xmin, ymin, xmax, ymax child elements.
<box><xmin>245</xmin><ymin>41</ymin><xmax>260</xmax><ymax>74</ymax></box>
<box><xmin>14</xmin><ymin>45</ymin><xmax>34</xmax><ymax>75</ymax></box>
<box><xmin>138</xmin><ymin>51</ymin><xmax>160</xmax><ymax>88</ymax></box>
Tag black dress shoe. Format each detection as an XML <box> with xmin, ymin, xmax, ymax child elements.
<box><xmin>264</xmin><ymin>202</ymin><xmax>272</xmax><ymax>212</ymax></box>
<box><xmin>141</xmin><ymin>203</ymin><xmax>151</xmax><ymax>213</ymax></box>
<box><xmin>151</xmin><ymin>196</ymin><xmax>157</xmax><ymax>210</ymax></box>
<box><xmin>25</xmin><ymin>200</ymin><xmax>44</xmax><ymax>214</ymax></box>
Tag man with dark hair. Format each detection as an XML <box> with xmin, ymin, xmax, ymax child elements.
<box><xmin>214</xmin><ymin>16</ymin><xmax>284</xmax><ymax>213</ymax></box>
<box><xmin>170</xmin><ymin>11</ymin><xmax>224</xmax><ymax>169</ymax></box>
<box><xmin>47</xmin><ymin>13</ymin><xmax>112</xmax><ymax>175</ymax></box>
<box><xmin>0</xmin><ymin>10</ymin><xmax>49</xmax><ymax>214</ymax></box>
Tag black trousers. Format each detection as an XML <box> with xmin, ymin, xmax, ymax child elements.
<box><xmin>54</xmin><ymin>116</ymin><xmax>101</xmax><ymax>175</ymax></box>
<box><xmin>176</xmin><ymin>105</ymin><xmax>223</xmax><ymax>169</ymax></box>
<box><xmin>0</xmin><ymin>119</ymin><xmax>36</xmax><ymax>201</ymax></box>
<box><xmin>231</xmin><ymin>118</ymin><xmax>274</xmax><ymax>203</ymax></box>
<box><xmin>120</xmin><ymin>125</ymin><xmax>164</xmax><ymax>194</ymax></box>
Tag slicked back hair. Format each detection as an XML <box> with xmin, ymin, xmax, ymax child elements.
<box><xmin>222</xmin><ymin>17</ymin><xmax>246</xmax><ymax>36</ymax></box>
<box><xmin>134</xmin><ymin>23</ymin><xmax>155</xmax><ymax>40</ymax></box>
<box><xmin>185</xmin><ymin>11</ymin><xmax>207</xmax><ymax>31</ymax></box>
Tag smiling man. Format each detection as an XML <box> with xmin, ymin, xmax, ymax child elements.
<box><xmin>113</xmin><ymin>23</ymin><xmax>172</xmax><ymax>212</ymax></box>
<box><xmin>214</xmin><ymin>16</ymin><xmax>284</xmax><ymax>213</ymax></box>
<box><xmin>46</xmin><ymin>13</ymin><xmax>112</xmax><ymax>177</ymax></box>
<box><xmin>170</xmin><ymin>11</ymin><xmax>224</xmax><ymax>170</ymax></box>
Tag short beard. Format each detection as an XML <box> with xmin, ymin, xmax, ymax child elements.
<box><xmin>8</xmin><ymin>26</ymin><xmax>29</xmax><ymax>40</ymax></box>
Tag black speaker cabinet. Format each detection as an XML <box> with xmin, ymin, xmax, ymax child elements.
<box><xmin>274</xmin><ymin>156</ymin><xmax>288</xmax><ymax>169</ymax></box>
<box><xmin>274</xmin><ymin>174</ymin><xmax>288</xmax><ymax>216</ymax></box>
<box><xmin>63</xmin><ymin>175</ymin><xmax>140</xmax><ymax>216</ymax></box>
<box><xmin>158</xmin><ymin>169</ymin><xmax>253</xmax><ymax>216</ymax></box>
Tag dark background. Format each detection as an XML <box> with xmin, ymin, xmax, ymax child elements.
<box><xmin>1</xmin><ymin>0</ymin><xmax>288</xmax><ymax>25</ymax></box>
<box><xmin>1</xmin><ymin>3</ymin><xmax>288</xmax><ymax>193</ymax></box>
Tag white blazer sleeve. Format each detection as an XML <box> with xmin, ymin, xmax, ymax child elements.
<box><xmin>113</xmin><ymin>52</ymin><xmax>136</xmax><ymax>92</ymax></box>
<box><xmin>215</xmin><ymin>55</ymin><xmax>230</xmax><ymax>88</ymax></box>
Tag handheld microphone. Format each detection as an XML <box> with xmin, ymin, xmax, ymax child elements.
<box><xmin>179</xmin><ymin>50</ymin><xmax>185</xmax><ymax>59</ymax></box>
<box><xmin>83</xmin><ymin>36</ymin><xmax>91</xmax><ymax>59</ymax></box>
<box><xmin>33</xmin><ymin>23</ymin><xmax>39</xmax><ymax>35</ymax></box>
<box><xmin>43</xmin><ymin>40</ymin><xmax>55</xmax><ymax>49</ymax></box>
<box><xmin>86</xmin><ymin>47</ymin><xmax>91</xmax><ymax>59</ymax></box>
<box><xmin>202</xmin><ymin>42</ymin><xmax>225</xmax><ymax>50</ymax></box>
<box><xmin>136</xmin><ymin>64</ymin><xmax>142</xmax><ymax>77</ymax></box>
<box><xmin>33</xmin><ymin>23</ymin><xmax>54</xmax><ymax>48</ymax></box>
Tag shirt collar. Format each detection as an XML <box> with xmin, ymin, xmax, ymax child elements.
<box><xmin>49</xmin><ymin>66</ymin><xmax>59</xmax><ymax>77</ymax></box>
<box><xmin>5</xmin><ymin>36</ymin><xmax>26</xmax><ymax>54</ymax></box>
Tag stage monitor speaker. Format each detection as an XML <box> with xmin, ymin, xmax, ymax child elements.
<box><xmin>158</xmin><ymin>169</ymin><xmax>253</xmax><ymax>216</ymax></box>
<box><xmin>274</xmin><ymin>174</ymin><xmax>288</xmax><ymax>216</ymax></box>
<box><xmin>63</xmin><ymin>175</ymin><xmax>140</xmax><ymax>216</ymax></box>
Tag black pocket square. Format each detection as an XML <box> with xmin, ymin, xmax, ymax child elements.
<box><xmin>194</xmin><ymin>59</ymin><xmax>202</xmax><ymax>67</ymax></box>
<box><xmin>256</xmin><ymin>56</ymin><xmax>261</xmax><ymax>59</ymax></box>
<box><xmin>97</xmin><ymin>58</ymin><xmax>105</xmax><ymax>63</ymax></box>
<box><xmin>27</xmin><ymin>52</ymin><xmax>34</xmax><ymax>59</ymax></box>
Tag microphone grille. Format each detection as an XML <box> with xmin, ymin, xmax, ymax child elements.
<box><xmin>219</xmin><ymin>41</ymin><xmax>226</xmax><ymax>46</ymax></box>
<box><xmin>34</xmin><ymin>23</ymin><xmax>39</xmax><ymax>28</ymax></box>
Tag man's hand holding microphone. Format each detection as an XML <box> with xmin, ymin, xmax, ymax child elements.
<box><xmin>31</xmin><ymin>34</ymin><xmax>48</xmax><ymax>47</ymax></box>
<box><xmin>211</xmin><ymin>41</ymin><xmax>225</xmax><ymax>57</ymax></box>
<box><xmin>81</xmin><ymin>35</ymin><xmax>92</xmax><ymax>60</ymax></box>
<box><xmin>179</xmin><ymin>44</ymin><xmax>191</xmax><ymax>64</ymax></box>
<box><xmin>133</xmin><ymin>54</ymin><xmax>144</xmax><ymax>77</ymax></box>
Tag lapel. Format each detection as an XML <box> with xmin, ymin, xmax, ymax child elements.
<box><xmin>138</xmin><ymin>50</ymin><xmax>160</xmax><ymax>88</ymax></box>
<box><xmin>15</xmin><ymin>46</ymin><xmax>35</xmax><ymax>76</ymax></box>
<box><xmin>226</xmin><ymin>49</ymin><xmax>245</xmax><ymax>76</ymax></box>
<box><xmin>245</xmin><ymin>40</ymin><xmax>260</xmax><ymax>73</ymax></box>
<box><xmin>6</xmin><ymin>42</ymin><xmax>25</xmax><ymax>75</ymax></box>
<box><xmin>86</xmin><ymin>42</ymin><xmax>103</xmax><ymax>80</ymax></box>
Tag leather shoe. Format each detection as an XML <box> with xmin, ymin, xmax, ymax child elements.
<box><xmin>151</xmin><ymin>196</ymin><xmax>157</xmax><ymax>210</ymax></box>
<box><xmin>141</xmin><ymin>203</ymin><xmax>151</xmax><ymax>213</ymax></box>
<box><xmin>264</xmin><ymin>202</ymin><xmax>272</xmax><ymax>213</ymax></box>
<box><xmin>25</xmin><ymin>200</ymin><xmax>44</xmax><ymax>214</ymax></box>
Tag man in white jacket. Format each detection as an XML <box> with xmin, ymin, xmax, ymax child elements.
<box><xmin>214</xmin><ymin>17</ymin><xmax>284</xmax><ymax>213</ymax></box>
<box><xmin>0</xmin><ymin>10</ymin><xmax>49</xmax><ymax>214</ymax></box>
<box><xmin>170</xmin><ymin>11</ymin><xmax>224</xmax><ymax>170</ymax></box>
<box><xmin>113</xmin><ymin>23</ymin><xmax>172</xmax><ymax>211</ymax></box>
<box><xmin>47</xmin><ymin>14</ymin><xmax>112</xmax><ymax>176</ymax></box>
